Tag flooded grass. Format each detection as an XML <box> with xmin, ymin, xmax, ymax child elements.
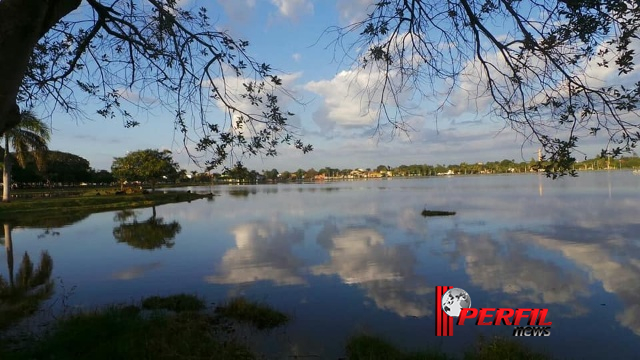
<box><xmin>1</xmin><ymin>294</ymin><xmax>260</xmax><ymax>360</ymax></box>
<box><xmin>0</xmin><ymin>294</ymin><xmax>553</xmax><ymax>360</ymax></box>
<box><xmin>215</xmin><ymin>297</ymin><xmax>289</xmax><ymax>330</ymax></box>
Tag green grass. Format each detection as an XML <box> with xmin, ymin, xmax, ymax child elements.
<box><xmin>421</xmin><ymin>209</ymin><xmax>456</xmax><ymax>217</ymax></box>
<box><xmin>346</xmin><ymin>335</ymin><xmax>452</xmax><ymax>360</ymax></box>
<box><xmin>215</xmin><ymin>297</ymin><xmax>289</xmax><ymax>330</ymax></box>
<box><xmin>1</xmin><ymin>294</ymin><xmax>254</xmax><ymax>360</ymax></box>
<box><xmin>0</xmin><ymin>191</ymin><xmax>213</xmax><ymax>226</ymax></box>
<box><xmin>0</xmin><ymin>294</ymin><xmax>554</xmax><ymax>360</ymax></box>
<box><xmin>2</xmin><ymin>307</ymin><xmax>253</xmax><ymax>360</ymax></box>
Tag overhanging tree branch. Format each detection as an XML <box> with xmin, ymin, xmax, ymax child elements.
<box><xmin>332</xmin><ymin>0</ymin><xmax>640</xmax><ymax>177</ymax></box>
<box><xmin>1</xmin><ymin>0</ymin><xmax>311</xmax><ymax>170</ymax></box>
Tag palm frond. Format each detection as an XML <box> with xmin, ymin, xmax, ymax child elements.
<box><xmin>5</xmin><ymin>111</ymin><xmax>51</xmax><ymax>169</ymax></box>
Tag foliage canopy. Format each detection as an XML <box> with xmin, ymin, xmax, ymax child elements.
<box><xmin>2</xmin><ymin>111</ymin><xmax>50</xmax><ymax>201</ymax></box>
<box><xmin>0</xmin><ymin>0</ymin><xmax>311</xmax><ymax>171</ymax></box>
<box><xmin>1</xmin><ymin>1</ymin><xmax>639</xmax><ymax>175</ymax></box>
<box><xmin>332</xmin><ymin>0</ymin><xmax>640</xmax><ymax>176</ymax></box>
<box><xmin>111</xmin><ymin>149</ymin><xmax>178</xmax><ymax>190</ymax></box>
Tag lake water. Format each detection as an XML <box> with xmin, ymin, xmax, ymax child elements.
<box><xmin>2</xmin><ymin>172</ymin><xmax>640</xmax><ymax>359</ymax></box>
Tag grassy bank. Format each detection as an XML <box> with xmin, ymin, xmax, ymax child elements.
<box><xmin>0</xmin><ymin>294</ymin><xmax>553</xmax><ymax>360</ymax></box>
<box><xmin>0</xmin><ymin>190</ymin><xmax>213</xmax><ymax>226</ymax></box>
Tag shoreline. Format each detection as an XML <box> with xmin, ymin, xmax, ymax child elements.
<box><xmin>0</xmin><ymin>191</ymin><xmax>213</xmax><ymax>227</ymax></box>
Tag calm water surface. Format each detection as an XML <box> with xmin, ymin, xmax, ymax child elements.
<box><xmin>2</xmin><ymin>172</ymin><xmax>640</xmax><ymax>359</ymax></box>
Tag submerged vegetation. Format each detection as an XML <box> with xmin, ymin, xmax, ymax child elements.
<box><xmin>1</xmin><ymin>294</ymin><xmax>280</xmax><ymax>360</ymax></box>
<box><xmin>215</xmin><ymin>297</ymin><xmax>290</xmax><ymax>330</ymax></box>
<box><xmin>0</xmin><ymin>294</ymin><xmax>553</xmax><ymax>360</ymax></box>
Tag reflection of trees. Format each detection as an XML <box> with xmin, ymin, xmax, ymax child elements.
<box><xmin>313</xmin><ymin>226</ymin><xmax>431</xmax><ymax>317</ymax></box>
<box><xmin>205</xmin><ymin>220</ymin><xmax>306</xmax><ymax>286</ymax></box>
<box><xmin>112</xmin><ymin>207</ymin><xmax>181</xmax><ymax>250</ymax></box>
<box><xmin>7</xmin><ymin>212</ymin><xmax>90</xmax><ymax>229</ymax></box>
<box><xmin>228</xmin><ymin>188</ymin><xmax>257</xmax><ymax>197</ymax></box>
<box><xmin>0</xmin><ymin>223</ymin><xmax>54</xmax><ymax>330</ymax></box>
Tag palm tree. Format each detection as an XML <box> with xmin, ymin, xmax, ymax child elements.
<box><xmin>2</xmin><ymin>111</ymin><xmax>50</xmax><ymax>202</ymax></box>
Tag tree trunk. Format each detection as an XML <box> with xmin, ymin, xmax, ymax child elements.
<box><xmin>4</xmin><ymin>223</ymin><xmax>14</xmax><ymax>288</ymax></box>
<box><xmin>3</xmin><ymin>136</ymin><xmax>12</xmax><ymax>202</ymax></box>
<box><xmin>0</xmin><ymin>0</ymin><xmax>82</xmax><ymax>135</ymax></box>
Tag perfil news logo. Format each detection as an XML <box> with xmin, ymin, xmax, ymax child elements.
<box><xmin>435</xmin><ymin>286</ymin><xmax>552</xmax><ymax>337</ymax></box>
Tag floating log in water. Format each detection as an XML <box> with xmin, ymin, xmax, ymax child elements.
<box><xmin>421</xmin><ymin>209</ymin><xmax>456</xmax><ymax>217</ymax></box>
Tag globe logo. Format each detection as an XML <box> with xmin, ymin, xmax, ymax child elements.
<box><xmin>441</xmin><ymin>288</ymin><xmax>472</xmax><ymax>317</ymax></box>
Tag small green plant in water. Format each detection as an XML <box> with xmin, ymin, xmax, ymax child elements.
<box><xmin>215</xmin><ymin>297</ymin><xmax>289</xmax><ymax>329</ymax></box>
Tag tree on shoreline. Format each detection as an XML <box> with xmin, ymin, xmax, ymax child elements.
<box><xmin>2</xmin><ymin>111</ymin><xmax>50</xmax><ymax>202</ymax></box>
<box><xmin>111</xmin><ymin>149</ymin><xmax>179</xmax><ymax>191</ymax></box>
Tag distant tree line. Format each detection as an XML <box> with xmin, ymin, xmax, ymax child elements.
<box><xmin>221</xmin><ymin>154</ymin><xmax>640</xmax><ymax>183</ymax></box>
<box><xmin>3</xmin><ymin>150</ymin><xmax>115</xmax><ymax>187</ymax></box>
<box><xmin>7</xmin><ymin>150</ymin><xmax>640</xmax><ymax>189</ymax></box>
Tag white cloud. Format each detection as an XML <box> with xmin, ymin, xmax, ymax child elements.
<box><xmin>270</xmin><ymin>0</ymin><xmax>313</xmax><ymax>20</ymax></box>
<box><xmin>217</xmin><ymin>0</ymin><xmax>256</xmax><ymax>22</ymax></box>
<box><xmin>304</xmin><ymin>66</ymin><xmax>414</xmax><ymax>131</ymax></box>
<box><xmin>197</xmin><ymin>68</ymin><xmax>305</xmax><ymax>165</ymax></box>
<box><xmin>336</xmin><ymin>0</ymin><xmax>376</xmax><ymax>24</ymax></box>
<box><xmin>292</xmin><ymin>53</ymin><xmax>302</xmax><ymax>62</ymax></box>
<box><xmin>305</xmin><ymin>70</ymin><xmax>377</xmax><ymax>130</ymax></box>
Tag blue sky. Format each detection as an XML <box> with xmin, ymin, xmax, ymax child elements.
<box><xmin>40</xmin><ymin>0</ymin><xmax>624</xmax><ymax>172</ymax></box>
